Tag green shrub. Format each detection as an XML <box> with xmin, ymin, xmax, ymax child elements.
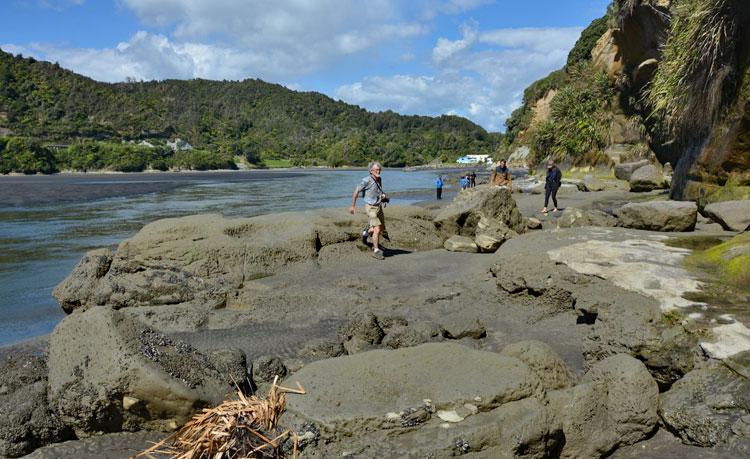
<box><xmin>0</xmin><ymin>136</ymin><xmax>57</xmax><ymax>174</ymax></box>
<box><xmin>566</xmin><ymin>15</ymin><xmax>610</xmax><ymax>67</ymax></box>
<box><xmin>528</xmin><ymin>64</ymin><xmax>614</xmax><ymax>163</ymax></box>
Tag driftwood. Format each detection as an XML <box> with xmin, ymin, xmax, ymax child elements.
<box><xmin>135</xmin><ymin>377</ymin><xmax>306</xmax><ymax>459</ymax></box>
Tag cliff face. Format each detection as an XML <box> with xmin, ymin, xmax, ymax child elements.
<box><xmin>598</xmin><ymin>0</ymin><xmax>750</xmax><ymax>203</ymax></box>
<box><xmin>509</xmin><ymin>0</ymin><xmax>749</xmax><ymax>204</ymax></box>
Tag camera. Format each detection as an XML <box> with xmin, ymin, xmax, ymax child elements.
<box><xmin>379</xmin><ymin>195</ymin><xmax>390</xmax><ymax>204</ymax></box>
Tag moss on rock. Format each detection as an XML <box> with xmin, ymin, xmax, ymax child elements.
<box><xmin>688</xmin><ymin>231</ymin><xmax>750</xmax><ymax>288</ymax></box>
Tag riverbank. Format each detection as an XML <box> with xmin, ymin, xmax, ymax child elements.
<box><xmin>2</xmin><ymin>184</ymin><xmax>749</xmax><ymax>457</ymax></box>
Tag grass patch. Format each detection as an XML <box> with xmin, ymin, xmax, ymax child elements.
<box><xmin>645</xmin><ymin>0</ymin><xmax>746</xmax><ymax>140</ymax></box>
<box><xmin>261</xmin><ymin>159</ymin><xmax>292</xmax><ymax>168</ymax></box>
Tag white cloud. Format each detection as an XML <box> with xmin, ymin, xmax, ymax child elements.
<box><xmin>432</xmin><ymin>22</ymin><xmax>478</xmax><ymax>65</ymax></box>
<box><xmin>118</xmin><ymin>0</ymin><xmax>426</xmax><ymax>74</ymax></box>
<box><xmin>336</xmin><ymin>25</ymin><xmax>582</xmax><ymax>131</ymax></box>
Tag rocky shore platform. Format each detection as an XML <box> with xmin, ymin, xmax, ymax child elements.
<box><xmin>2</xmin><ymin>185</ymin><xmax>749</xmax><ymax>458</ymax></box>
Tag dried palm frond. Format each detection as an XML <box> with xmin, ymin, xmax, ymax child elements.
<box><xmin>135</xmin><ymin>377</ymin><xmax>306</xmax><ymax>459</ymax></box>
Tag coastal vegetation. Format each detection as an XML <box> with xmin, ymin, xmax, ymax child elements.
<box><xmin>0</xmin><ymin>49</ymin><xmax>500</xmax><ymax>174</ymax></box>
<box><xmin>503</xmin><ymin>13</ymin><xmax>616</xmax><ymax>164</ymax></box>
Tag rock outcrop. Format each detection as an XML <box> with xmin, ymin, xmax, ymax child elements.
<box><xmin>614</xmin><ymin>201</ymin><xmax>697</xmax><ymax>232</ymax></box>
<box><xmin>47</xmin><ymin>307</ymin><xmax>240</xmax><ymax>435</ymax></box>
<box><xmin>434</xmin><ymin>186</ymin><xmax>525</xmax><ymax>239</ymax></box>
<box><xmin>54</xmin><ymin>206</ymin><xmax>444</xmax><ymax>312</ymax></box>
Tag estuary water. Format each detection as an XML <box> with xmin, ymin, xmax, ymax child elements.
<box><xmin>0</xmin><ymin>169</ymin><xmax>446</xmax><ymax>346</ymax></box>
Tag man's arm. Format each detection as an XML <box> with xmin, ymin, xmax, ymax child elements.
<box><xmin>349</xmin><ymin>189</ymin><xmax>359</xmax><ymax>214</ymax></box>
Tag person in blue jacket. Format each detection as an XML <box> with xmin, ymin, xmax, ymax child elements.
<box><xmin>435</xmin><ymin>175</ymin><xmax>444</xmax><ymax>200</ymax></box>
<box><xmin>459</xmin><ymin>175</ymin><xmax>469</xmax><ymax>190</ymax></box>
<box><xmin>543</xmin><ymin>160</ymin><xmax>562</xmax><ymax>214</ymax></box>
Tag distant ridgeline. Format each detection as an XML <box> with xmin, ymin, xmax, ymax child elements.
<box><xmin>504</xmin><ymin>0</ymin><xmax>750</xmax><ymax>204</ymax></box>
<box><xmin>0</xmin><ymin>49</ymin><xmax>500</xmax><ymax>174</ymax></box>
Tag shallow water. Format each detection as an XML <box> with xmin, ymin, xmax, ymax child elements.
<box><xmin>0</xmin><ymin>169</ymin><xmax>443</xmax><ymax>346</ymax></box>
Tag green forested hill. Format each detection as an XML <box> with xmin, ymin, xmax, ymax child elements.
<box><xmin>0</xmin><ymin>49</ymin><xmax>500</xmax><ymax>173</ymax></box>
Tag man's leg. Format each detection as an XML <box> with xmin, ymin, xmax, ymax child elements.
<box><xmin>372</xmin><ymin>225</ymin><xmax>381</xmax><ymax>250</ymax></box>
<box><xmin>552</xmin><ymin>187</ymin><xmax>559</xmax><ymax>210</ymax></box>
<box><xmin>543</xmin><ymin>187</ymin><xmax>551</xmax><ymax>212</ymax></box>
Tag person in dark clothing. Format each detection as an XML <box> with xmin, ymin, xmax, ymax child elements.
<box><xmin>435</xmin><ymin>175</ymin><xmax>443</xmax><ymax>200</ymax></box>
<box><xmin>468</xmin><ymin>171</ymin><xmax>476</xmax><ymax>188</ymax></box>
<box><xmin>543</xmin><ymin>160</ymin><xmax>562</xmax><ymax>214</ymax></box>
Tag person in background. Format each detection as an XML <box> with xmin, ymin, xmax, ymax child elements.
<box><xmin>543</xmin><ymin>159</ymin><xmax>562</xmax><ymax>214</ymax></box>
<box><xmin>490</xmin><ymin>159</ymin><xmax>513</xmax><ymax>192</ymax></box>
<box><xmin>435</xmin><ymin>175</ymin><xmax>444</xmax><ymax>200</ymax></box>
<box><xmin>459</xmin><ymin>175</ymin><xmax>469</xmax><ymax>190</ymax></box>
<box><xmin>468</xmin><ymin>170</ymin><xmax>476</xmax><ymax>188</ymax></box>
<box><xmin>350</xmin><ymin>161</ymin><xmax>388</xmax><ymax>260</ymax></box>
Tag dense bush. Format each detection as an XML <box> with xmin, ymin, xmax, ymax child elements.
<box><xmin>0</xmin><ymin>49</ymin><xmax>502</xmax><ymax>173</ymax></box>
<box><xmin>528</xmin><ymin>64</ymin><xmax>615</xmax><ymax>164</ymax></box>
<box><xmin>0</xmin><ymin>136</ymin><xmax>57</xmax><ymax>174</ymax></box>
<box><xmin>566</xmin><ymin>15</ymin><xmax>610</xmax><ymax>67</ymax></box>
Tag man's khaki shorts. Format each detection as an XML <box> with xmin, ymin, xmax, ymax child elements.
<box><xmin>365</xmin><ymin>204</ymin><xmax>385</xmax><ymax>228</ymax></box>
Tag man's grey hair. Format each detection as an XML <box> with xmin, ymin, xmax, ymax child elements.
<box><xmin>369</xmin><ymin>161</ymin><xmax>382</xmax><ymax>171</ymax></box>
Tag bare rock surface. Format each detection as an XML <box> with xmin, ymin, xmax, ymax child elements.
<box><xmin>434</xmin><ymin>186</ymin><xmax>524</xmax><ymax>238</ymax></box>
<box><xmin>615</xmin><ymin>160</ymin><xmax>651</xmax><ymax>181</ymax></box>
<box><xmin>703</xmin><ymin>200</ymin><xmax>750</xmax><ymax>231</ymax></box>
<box><xmin>500</xmin><ymin>340</ymin><xmax>576</xmax><ymax>390</ymax></box>
<box><xmin>53</xmin><ymin>206</ymin><xmax>444</xmax><ymax>312</ymax></box>
<box><xmin>614</xmin><ymin>200</ymin><xmax>697</xmax><ymax>232</ymax></box>
<box><xmin>47</xmin><ymin>306</ymin><xmax>239</xmax><ymax>436</ymax></box>
<box><xmin>443</xmin><ymin>235</ymin><xmax>478</xmax><ymax>252</ymax></box>
<box><xmin>659</xmin><ymin>355</ymin><xmax>750</xmax><ymax>450</ymax></box>
<box><xmin>554</xmin><ymin>207</ymin><xmax>618</xmax><ymax>228</ymax></box>
<box><xmin>547</xmin><ymin>354</ymin><xmax>659</xmax><ymax>458</ymax></box>
<box><xmin>629</xmin><ymin>164</ymin><xmax>667</xmax><ymax>192</ymax></box>
<box><xmin>285</xmin><ymin>342</ymin><xmax>540</xmax><ymax>430</ymax></box>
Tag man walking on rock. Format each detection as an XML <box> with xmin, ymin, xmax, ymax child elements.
<box><xmin>350</xmin><ymin>161</ymin><xmax>388</xmax><ymax>260</ymax></box>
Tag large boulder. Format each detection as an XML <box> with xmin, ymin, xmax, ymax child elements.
<box><xmin>555</xmin><ymin>208</ymin><xmax>618</xmax><ymax>229</ymax></box>
<box><xmin>433</xmin><ymin>186</ymin><xmax>525</xmax><ymax>239</ymax></box>
<box><xmin>615</xmin><ymin>159</ymin><xmax>651</xmax><ymax>181</ymax></box>
<box><xmin>0</xmin><ymin>356</ymin><xmax>74</xmax><ymax>457</ymax></box>
<box><xmin>285</xmin><ymin>342</ymin><xmax>541</xmax><ymax>430</ymax></box>
<box><xmin>660</xmin><ymin>355</ymin><xmax>750</xmax><ymax>448</ymax></box>
<box><xmin>54</xmin><ymin>206</ymin><xmax>444</xmax><ymax>312</ymax></box>
<box><xmin>703</xmin><ymin>200</ymin><xmax>750</xmax><ymax>231</ymax></box>
<box><xmin>547</xmin><ymin>354</ymin><xmax>659</xmax><ymax>458</ymax></box>
<box><xmin>47</xmin><ymin>307</ymin><xmax>239</xmax><ymax>435</ymax></box>
<box><xmin>629</xmin><ymin>164</ymin><xmax>667</xmax><ymax>191</ymax></box>
<box><xmin>614</xmin><ymin>201</ymin><xmax>697</xmax><ymax>232</ymax></box>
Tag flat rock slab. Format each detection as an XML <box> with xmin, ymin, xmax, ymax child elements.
<box><xmin>704</xmin><ymin>200</ymin><xmax>750</xmax><ymax>231</ymax></box>
<box><xmin>285</xmin><ymin>342</ymin><xmax>538</xmax><ymax>430</ymax></box>
<box><xmin>614</xmin><ymin>201</ymin><xmax>697</xmax><ymax>232</ymax></box>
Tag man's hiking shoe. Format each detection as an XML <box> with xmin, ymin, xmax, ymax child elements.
<box><xmin>372</xmin><ymin>249</ymin><xmax>385</xmax><ymax>260</ymax></box>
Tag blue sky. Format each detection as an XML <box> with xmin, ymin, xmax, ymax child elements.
<box><xmin>1</xmin><ymin>0</ymin><xmax>610</xmax><ymax>132</ymax></box>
